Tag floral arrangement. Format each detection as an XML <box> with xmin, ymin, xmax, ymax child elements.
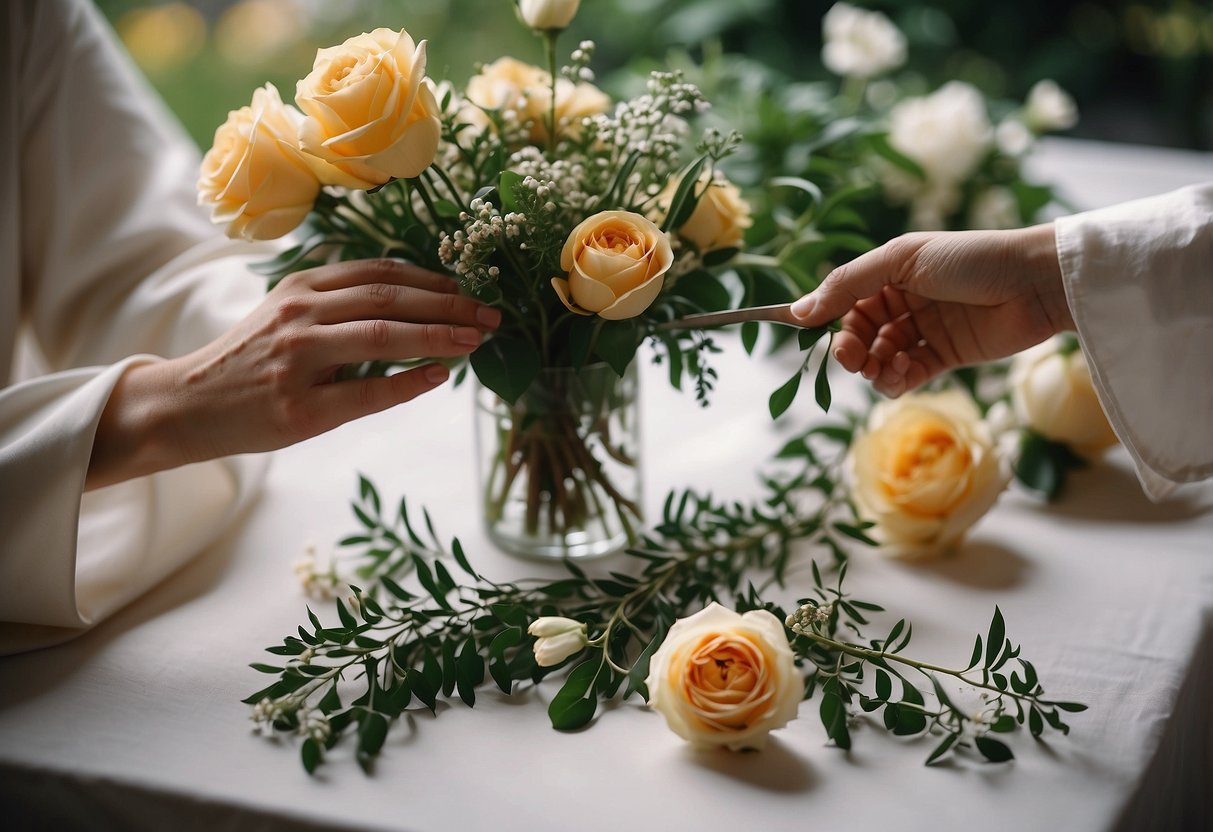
<box><xmin>210</xmin><ymin>2</ymin><xmax>1098</xmax><ymax>776</ymax></box>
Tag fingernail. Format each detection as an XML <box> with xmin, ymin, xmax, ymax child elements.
<box><xmin>476</xmin><ymin>305</ymin><xmax>502</xmax><ymax>329</ymax></box>
<box><xmin>790</xmin><ymin>295</ymin><xmax>816</xmax><ymax>320</ymax></box>
<box><xmin>424</xmin><ymin>364</ymin><xmax>449</xmax><ymax>384</ymax></box>
<box><xmin>452</xmin><ymin>326</ymin><xmax>482</xmax><ymax>346</ymax></box>
<box><xmin>832</xmin><ymin>347</ymin><xmax>844</xmax><ymax>363</ymax></box>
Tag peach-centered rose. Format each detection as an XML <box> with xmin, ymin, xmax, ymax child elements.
<box><xmin>1011</xmin><ymin>337</ymin><xmax>1118</xmax><ymax>457</ymax></box>
<box><xmin>659</xmin><ymin>170</ymin><xmax>752</xmax><ymax>253</ymax></box>
<box><xmin>295</xmin><ymin>28</ymin><xmax>441</xmax><ymax>188</ymax></box>
<box><xmin>848</xmin><ymin>390</ymin><xmax>1010</xmax><ymax>559</ymax></box>
<box><xmin>645</xmin><ymin>603</ymin><xmax>802</xmax><ymax>751</ymax></box>
<box><xmin>197</xmin><ymin>83</ymin><xmax>320</xmax><ymax>241</ymax></box>
<box><xmin>551</xmin><ymin>211</ymin><xmax>673</xmax><ymax>320</ymax></box>
<box><xmin>462</xmin><ymin>56</ymin><xmax>608</xmax><ymax>146</ymax></box>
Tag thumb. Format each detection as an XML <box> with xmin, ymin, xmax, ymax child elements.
<box><xmin>789</xmin><ymin>242</ymin><xmax>905</xmax><ymax>326</ymax></box>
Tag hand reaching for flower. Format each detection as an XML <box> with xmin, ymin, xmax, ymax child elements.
<box><xmin>790</xmin><ymin>224</ymin><xmax>1071</xmax><ymax>397</ymax></box>
<box><xmin>86</xmin><ymin>260</ymin><xmax>500</xmax><ymax>490</ymax></box>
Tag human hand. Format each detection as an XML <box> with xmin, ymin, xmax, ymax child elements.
<box><xmin>88</xmin><ymin>259</ymin><xmax>499</xmax><ymax>489</ymax></box>
<box><xmin>790</xmin><ymin>224</ymin><xmax>1071</xmax><ymax>397</ymax></box>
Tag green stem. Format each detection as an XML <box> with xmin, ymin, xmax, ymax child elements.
<box><xmin>544</xmin><ymin>30</ymin><xmax>559</xmax><ymax>154</ymax></box>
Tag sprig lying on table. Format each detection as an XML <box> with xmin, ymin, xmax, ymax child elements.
<box><xmin>246</xmin><ymin>424</ymin><xmax>1084</xmax><ymax>774</ymax></box>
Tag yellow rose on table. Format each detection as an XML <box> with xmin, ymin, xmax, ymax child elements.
<box><xmin>551</xmin><ymin>211</ymin><xmax>674</xmax><ymax>320</ymax></box>
<box><xmin>295</xmin><ymin>28</ymin><xmax>441</xmax><ymax>189</ymax></box>
<box><xmin>659</xmin><ymin>170</ymin><xmax>752</xmax><ymax>254</ymax></box>
<box><xmin>462</xmin><ymin>56</ymin><xmax>608</xmax><ymax>145</ymax></box>
<box><xmin>848</xmin><ymin>390</ymin><xmax>1010</xmax><ymax>560</ymax></box>
<box><xmin>645</xmin><ymin>602</ymin><xmax>802</xmax><ymax>751</ymax></box>
<box><xmin>1011</xmin><ymin>337</ymin><xmax>1118</xmax><ymax>457</ymax></box>
<box><xmin>197</xmin><ymin>83</ymin><xmax>320</xmax><ymax>241</ymax></box>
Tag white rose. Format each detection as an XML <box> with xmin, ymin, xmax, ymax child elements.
<box><xmin>528</xmin><ymin>616</ymin><xmax>588</xmax><ymax>666</ymax></box>
<box><xmin>887</xmin><ymin>81</ymin><xmax>993</xmax><ymax>186</ymax></box>
<box><xmin>1024</xmin><ymin>80</ymin><xmax>1078</xmax><ymax>132</ymax></box>
<box><xmin>847</xmin><ymin>390</ymin><xmax>1011</xmax><ymax>560</ymax></box>
<box><xmin>197</xmin><ymin>83</ymin><xmax>320</xmax><ymax>241</ymax></box>
<box><xmin>645</xmin><ymin>603</ymin><xmax>802</xmax><ymax>751</ymax></box>
<box><xmin>821</xmin><ymin>2</ymin><xmax>907</xmax><ymax>79</ymax></box>
<box><xmin>518</xmin><ymin>0</ymin><xmax>580</xmax><ymax>30</ymax></box>
<box><xmin>969</xmin><ymin>186</ymin><xmax>1020</xmax><ymax>230</ymax></box>
<box><xmin>995</xmin><ymin>119</ymin><xmax>1034</xmax><ymax>157</ymax></box>
<box><xmin>1011</xmin><ymin>337</ymin><xmax>1118</xmax><ymax>456</ymax></box>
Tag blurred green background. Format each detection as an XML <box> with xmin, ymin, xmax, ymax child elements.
<box><xmin>98</xmin><ymin>0</ymin><xmax>1213</xmax><ymax>151</ymax></box>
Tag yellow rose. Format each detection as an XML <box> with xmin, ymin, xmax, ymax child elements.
<box><xmin>645</xmin><ymin>603</ymin><xmax>802</xmax><ymax>751</ymax></box>
<box><xmin>295</xmin><ymin>28</ymin><xmax>441</xmax><ymax>188</ymax></box>
<box><xmin>1011</xmin><ymin>337</ymin><xmax>1118</xmax><ymax>457</ymax></box>
<box><xmin>848</xmin><ymin>390</ymin><xmax>1010</xmax><ymax>559</ymax></box>
<box><xmin>462</xmin><ymin>56</ymin><xmax>608</xmax><ymax>145</ymax></box>
<box><xmin>551</xmin><ymin>211</ymin><xmax>674</xmax><ymax>320</ymax></box>
<box><xmin>197</xmin><ymin>83</ymin><xmax>320</xmax><ymax>241</ymax></box>
<box><xmin>659</xmin><ymin>170</ymin><xmax>752</xmax><ymax>253</ymax></box>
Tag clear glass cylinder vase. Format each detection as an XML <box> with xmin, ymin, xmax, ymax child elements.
<box><xmin>475</xmin><ymin>362</ymin><xmax>642</xmax><ymax>560</ymax></box>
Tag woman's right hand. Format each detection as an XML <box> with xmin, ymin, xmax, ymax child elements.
<box><xmin>87</xmin><ymin>259</ymin><xmax>500</xmax><ymax>489</ymax></box>
<box><xmin>790</xmin><ymin>224</ymin><xmax>1072</xmax><ymax>397</ymax></box>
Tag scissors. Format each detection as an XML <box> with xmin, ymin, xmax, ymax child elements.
<box><xmin>655</xmin><ymin>302</ymin><xmax>804</xmax><ymax>331</ymax></box>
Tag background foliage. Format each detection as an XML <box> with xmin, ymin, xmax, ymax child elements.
<box><xmin>100</xmin><ymin>0</ymin><xmax>1213</xmax><ymax>151</ymax></box>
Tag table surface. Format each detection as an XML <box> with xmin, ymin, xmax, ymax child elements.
<box><xmin>2</xmin><ymin>138</ymin><xmax>1212</xmax><ymax>832</ymax></box>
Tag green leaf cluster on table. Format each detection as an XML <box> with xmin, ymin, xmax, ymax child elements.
<box><xmin>246</xmin><ymin>418</ymin><xmax>1086</xmax><ymax>774</ymax></box>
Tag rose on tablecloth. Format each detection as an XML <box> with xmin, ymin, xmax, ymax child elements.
<box><xmin>1011</xmin><ymin>337</ymin><xmax>1118</xmax><ymax>457</ymax></box>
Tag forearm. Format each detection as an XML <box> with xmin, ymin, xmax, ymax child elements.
<box><xmin>1018</xmin><ymin>222</ymin><xmax>1073</xmax><ymax>334</ymax></box>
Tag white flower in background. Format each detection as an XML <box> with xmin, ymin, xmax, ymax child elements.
<box><xmin>1024</xmin><ymin>79</ymin><xmax>1078</xmax><ymax>132</ymax></box>
<box><xmin>847</xmin><ymin>390</ymin><xmax>1011</xmax><ymax>560</ymax></box>
<box><xmin>1011</xmin><ymin>337</ymin><xmax>1119</xmax><ymax>457</ymax></box>
<box><xmin>822</xmin><ymin>2</ymin><xmax>907</xmax><ymax>79</ymax></box>
<box><xmin>969</xmin><ymin>186</ymin><xmax>1020</xmax><ymax>230</ymax></box>
<box><xmin>518</xmin><ymin>0</ymin><xmax>581</xmax><ymax>31</ymax></box>
<box><xmin>528</xmin><ymin>617</ymin><xmax>588</xmax><ymax>666</ymax></box>
<box><xmin>907</xmin><ymin>181</ymin><xmax>962</xmax><ymax>231</ymax></box>
<box><xmin>887</xmin><ymin>81</ymin><xmax>993</xmax><ymax>187</ymax></box>
<box><xmin>995</xmin><ymin>118</ymin><xmax>1035</xmax><ymax>157</ymax></box>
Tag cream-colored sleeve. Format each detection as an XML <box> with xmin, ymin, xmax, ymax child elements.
<box><xmin>0</xmin><ymin>0</ymin><xmax>275</xmax><ymax>652</ymax></box>
<box><xmin>1055</xmin><ymin>183</ymin><xmax>1213</xmax><ymax>500</ymax></box>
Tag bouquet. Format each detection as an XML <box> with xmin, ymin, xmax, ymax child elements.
<box><xmin>197</xmin><ymin>0</ymin><xmax>847</xmax><ymax>559</ymax></box>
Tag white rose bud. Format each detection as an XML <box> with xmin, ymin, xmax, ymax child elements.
<box><xmin>1010</xmin><ymin>337</ymin><xmax>1118</xmax><ymax>457</ymax></box>
<box><xmin>528</xmin><ymin>617</ymin><xmax>588</xmax><ymax>666</ymax></box>
<box><xmin>1024</xmin><ymin>79</ymin><xmax>1078</xmax><ymax>133</ymax></box>
<box><xmin>518</xmin><ymin>0</ymin><xmax>581</xmax><ymax>31</ymax></box>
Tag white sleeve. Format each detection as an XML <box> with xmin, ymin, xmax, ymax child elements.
<box><xmin>0</xmin><ymin>0</ymin><xmax>275</xmax><ymax>652</ymax></box>
<box><xmin>1055</xmin><ymin>182</ymin><xmax>1213</xmax><ymax>500</ymax></box>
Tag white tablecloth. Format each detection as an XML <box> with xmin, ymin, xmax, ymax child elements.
<box><xmin>2</xmin><ymin>138</ymin><xmax>1212</xmax><ymax>831</ymax></box>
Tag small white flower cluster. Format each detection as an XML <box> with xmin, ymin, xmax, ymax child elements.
<box><xmin>561</xmin><ymin>39</ymin><xmax>596</xmax><ymax>84</ymax></box>
<box><xmin>438</xmin><ymin>197</ymin><xmax>525</xmax><ymax>287</ymax></box>
<box><xmin>293</xmin><ymin>544</ymin><xmax>338</xmax><ymax>600</ymax></box>
<box><xmin>250</xmin><ymin>696</ymin><xmax>293</xmax><ymax>735</ymax></box>
<box><xmin>786</xmin><ymin>601</ymin><xmax>834</xmax><ymax>635</ymax></box>
<box><xmin>588</xmin><ymin>70</ymin><xmax>704</xmax><ymax>177</ymax></box>
<box><xmin>297</xmin><ymin>709</ymin><xmax>332</xmax><ymax>744</ymax></box>
<box><xmin>509</xmin><ymin>148</ymin><xmax>599</xmax><ymax>216</ymax></box>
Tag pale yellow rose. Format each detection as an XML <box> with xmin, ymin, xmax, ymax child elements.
<box><xmin>551</xmin><ymin>211</ymin><xmax>674</xmax><ymax>320</ymax></box>
<box><xmin>518</xmin><ymin>0</ymin><xmax>581</xmax><ymax>30</ymax></box>
<box><xmin>658</xmin><ymin>170</ymin><xmax>752</xmax><ymax>253</ymax></box>
<box><xmin>295</xmin><ymin>28</ymin><xmax>441</xmax><ymax>188</ymax></box>
<box><xmin>462</xmin><ymin>56</ymin><xmax>608</xmax><ymax>145</ymax></box>
<box><xmin>1011</xmin><ymin>337</ymin><xmax>1118</xmax><ymax>457</ymax></box>
<box><xmin>197</xmin><ymin>83</ymin><xmax>320</xmax><ymax>241</ymax></box>
<box><xmin>645</xmin><ymin>603</ymin><xmax>802</xmax><ymax>751</ymax></box>
<box><xmin>848</xmin><ymin>390</ymin><xmax>1010</xmax><ymax>560</ymax></box>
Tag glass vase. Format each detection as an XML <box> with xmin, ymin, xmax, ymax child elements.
<box><xmin>475</xmin><ymin>362</ymin><xmax>642</xmax><ymax>560</ymax></box>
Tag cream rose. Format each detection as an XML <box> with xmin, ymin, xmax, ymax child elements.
<box><xmin>658</xmin><ymin>170</ymin><xmax>752</xmax><ymax>254</ymax></box>
<box><xmin>462</xmin><ymin>56</ymin><xmax>608</xmax><ymax>145</ymax></box>
<box><xmin>1011</xmin><ymin>337</ymin><xmax>1118</xmax><ymax>456</ymax></box>
<box><xmin>848</xmin><ymin>390</ymin><xmax>1010</xmax><ymax>559</ymax></box>
<box><xmin>197</xmin><ymin>83</ymin><xmax>320</xmax><ymax>241</ymax></box>
<box><xmin>551</xmin><ymin>210</ymin><xmax>674</xmax><ymax>319</ymax></box>
<box><xmin>645</xmin><ymin>603</ymin><xmax>802</xmax><ymax>751</ymax></box>
<box><xmin>518</xmin><ymin>0</ymin><xmax>581</xmax><ymax>30</ymax></box>
<box><xmin>822</xmin><ymin>2</ymin><xmax>907</xmax><ymax>79</ymax></box>
<box><xmin>295</xmin><ymin>28</ymin><xmax>441</xmax><ymax>189</ymax></box>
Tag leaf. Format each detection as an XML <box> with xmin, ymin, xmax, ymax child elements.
<box><xmin>358</xmin><ymin>475</ymin><xmax>381</xmax><ymax>515</ymax></box>
<box><xmin>451</xmin><ymin>538</ymin><xmax>477</xmax><ymax>578</ymax></box>
<box><xmin>1028</xmin><ymin>707</ymin><xmax>1044</xmax><ymax>737</ymax></box>
<box><xmin>819</xmin><ymin>690</ymin><xmax>851</xmax><ymax>750</ymax></box>
<box><xmin>769</xmin><ymin>175</ymin><xmax>824</xmax><ymax>205</ymax></box>
<box><xmin>356</xmin><ymin>712</ymin><xmax>389</xmax><ymax>772</ymax></box>
<box><xmin>301</xmin><ymin>737</ymin><xmax>322</xmax><ymax>775</ymax></box>
<box><xmin>1054</xmin><ymin>701</ymin><xmax>1088</xmax><ymax>713</ymax></box>
<box><xmin>985</xmin><ymin>607</ymin><xmax>1006</xmax><ymax>668</ymax></box>
<box><xmin>456</xmin><ymin>637</ymin><xmax>484</xmax><ymax>707</ymax></box>
<box><xmin>1014</xmin><ymin>430</ymin><xmax>1065</xmax><ymax>499</ymax></box>
<box><xmin>975</xmin><ymin>735</ymin><xmax>1014</xmax><ymax>763</ymax></box>
<box><xmin>470</xmin><ymin>336</ymin><xmax>541</xmax><ymax>405</ymax></box>
<box><xmin>548</xmin><ymin>661</ymin><xmax>599</xmax><ymax>730</ymax></box>
<box><xmin>593</xmin><ymin>321</ymin><xmax>643</xmax><ymax>377</ymax></box>
<box><xmin>624</xmin><ymin>626</ymin><xmax>668</xmax><ymax>701</ymax></box>
<box><xmin>814</xmin><ymin>348</ymin><xmax>832</xmax><ymax>412</ymax></box>
<box><xmin>498</xmin><ymin>170</ymin><xmax>524</xmax><ymax>212</ymax></box>
<box><xmin>797</xmin><ymin>326</ymin><xmax>829</xmax><ymax>351</ymax></box>
<box><xmin>833</xmin><ymin>522</ymin><xmax>879</xmax><ymax>546</ymax></box>
<box><xmin>661</xmin><ymin>156</ymin><xmax>708</xmax><ymax>231</ymax></box>
<box><xmin>967</xmin><ymin>635</ymin><xmax>984</xmax><ymax>671</ymax></box>
<box><xmin>925</xmin><ymin>732</ymin><xmax>958</xmax><ymax>766</ymax></box>
<box><xmin>740</xmin><ymin>321</ymin><xmax>759</xmax><ymax>355</ymax></box>
<box><xmin>865</xmin><ymin>133</ymin><xmax>926</xmax><ymax>180</ymax></box>
<box><xmin>768</xmin><ymin>369</ymin><xmax>802</xmax><ymax>419</ymax></box>
<box><xmin>874</xmin><ymin>669</ymin><xmax>892</xmax><ymax>701</ymax></box>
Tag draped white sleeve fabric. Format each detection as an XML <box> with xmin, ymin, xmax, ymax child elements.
<box><xmin>1055</xmin><ymin>183</ymin><xmax>1213</xmax><ymax>500</ymax></box>
<box><xmin>0</xmin><ymin>0</ymin><xmax>272</xmax><ymax>653</ymax></box>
